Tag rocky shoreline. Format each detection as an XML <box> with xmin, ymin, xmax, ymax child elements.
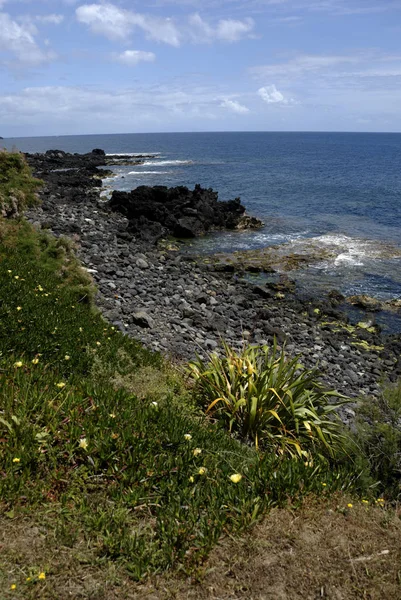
<box><xmin>25</xmin><ymin>149</ymin><xmax>401</xmax><ymax>423</ymax></box>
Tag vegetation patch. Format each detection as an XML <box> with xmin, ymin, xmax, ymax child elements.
<box><xmin>188</xmin><ymin>340</ymin><xmax>348</xmax><ymax>458</ymax></box>
<box><xmin>0</xmin><ymin>151</ymin><xmax>42</xmax><ymax>218</ymax></box>
<box><xmin>353</xmin><ymin>382</ymin><xmax>401</xmax><ymax>500</ymax></box>
<box><xmin>0</xmin><ymin>218</ymin><xmax>365</xmax><ymax>591</ymax></box>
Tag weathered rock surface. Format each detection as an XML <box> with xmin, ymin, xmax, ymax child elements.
<box><xmin>108</xmin><ymin>184</ymin><xmax>263</xmax><ymax>243</ymax></box>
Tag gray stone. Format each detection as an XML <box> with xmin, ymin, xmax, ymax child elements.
<box><xmin>132</xmin><ymin>311</ymin><xmax>154</xmax><ymax>328</ymax></box>
<box><xmin>136</xmin><ymin>258</ymin><xmax>149</xmax><ymax>269</ymax></box>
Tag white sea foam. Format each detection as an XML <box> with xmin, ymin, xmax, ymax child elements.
<box><xmin>105</xmin><ymin>152</ymin><xmax>161</xmax><ymax>157</ymax></box>
<box><xmin>142</xmin><ymin>159</ymin><xmax>193</xmax><ymax>166</ymax></box>
<box><xmin>287</xmin><ymin>234</ymin><xmax>401</xmax><ymax>267</ymax></box>
<box><xmin>128</xmin><ymin>170</ymin><xmax>170</xmax><ymax>175</ymax></box>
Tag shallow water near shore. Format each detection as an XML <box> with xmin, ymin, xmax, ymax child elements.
<box><xmin>3</xmin><ymin>131</ymin><xmax>401</xmax><ymax>313</ymax></box>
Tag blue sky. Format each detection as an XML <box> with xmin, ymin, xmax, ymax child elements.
<box><xmin>1</xmin><ymin>0</ymin><xmax>401</xmax><ymax>136</ymax></box>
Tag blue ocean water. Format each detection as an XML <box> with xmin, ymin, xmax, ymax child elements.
<box><xmin>2</xmin><ymin>132</ymin><xmax>401</xmax><ymax>311</ymax></box>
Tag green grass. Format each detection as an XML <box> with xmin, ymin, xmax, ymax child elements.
<box><xmin>0</xmin><ymin>217</ymin><xmax>384</xmax><ymax>588</ymax></box>
<box><xmin>352</xmin><ymin>382</ymin><xmax>401</xmax><ymax>500</ymax></box>
<box><xmin>0</xmin><ymin>151</ymin><xmax>42</xmax><ymax>217</ymax></box>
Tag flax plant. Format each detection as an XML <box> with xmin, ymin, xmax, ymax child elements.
<box><xmin>188</xmin><ymin>340</ymin><xmax>349</xmax><ymax>458</ymax></box>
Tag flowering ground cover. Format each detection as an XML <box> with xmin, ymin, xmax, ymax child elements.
<box><xmin>0</xmin><ymin>218</ymin><xmax>373</xmax><ymax>594</ymax></box>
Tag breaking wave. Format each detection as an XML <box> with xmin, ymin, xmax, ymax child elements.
<box><xmin>127</xmin><ymin>170</ymin><xmax>170</xmax><ymax>175</ymax></box>
<box><xmin>142</xmin><ymin>159</ymin><xmax>193</xmax><ymax>166</ymax></box>
<box><xmin>105</xmin><ymin>152</ymin><xmax>161</xmax><ymax>157</ymax></box>
<box><xmin>304</xmin><ymin>234</ymin><xmax>401</xmax><ymax>266</ymax></box>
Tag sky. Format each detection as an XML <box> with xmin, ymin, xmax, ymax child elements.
<box><xmin>1</xmin><ymin>0</ymin><xmax>401</xmax><ymax>136</ymax></box>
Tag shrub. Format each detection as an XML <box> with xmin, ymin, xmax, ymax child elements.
<box><xmin>188</xmin><ymin>341</ymin><xmax>349</xmax><ymax>459</ymax></box>
<box><xmin>0</xmin><ymin>150</ymin><xmax>42</xmax><ymax>217</ymax></box>
<box><xmin>353</xmin><ymin>381</ymin><xmax>401</xmax><ymax>500</ymax></box>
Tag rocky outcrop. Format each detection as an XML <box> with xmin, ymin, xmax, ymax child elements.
<box><xmin>25</xmin><ymin>150</ymin><xmax>262</xmax><ymax>243</ymax></box>
<box><xmin>108</xmin><ymin>184</ymin><xmax>263</xmax><ymax>243</ymax></box>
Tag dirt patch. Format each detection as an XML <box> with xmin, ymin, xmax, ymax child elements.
<box><xmin>167</xmin><ymin>496</ymin><xmax>401</xmax><ymax>600</ymax></box>
<box><xmin>1</xmin><ymin>496</ymin><xmax>400</xmax><ymax>599</ymax></box>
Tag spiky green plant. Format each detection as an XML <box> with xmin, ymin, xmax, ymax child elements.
<box><xmin>188</xmin><ymin>340</ymin><xmax>349</xmax><ymax>458</ymax></box>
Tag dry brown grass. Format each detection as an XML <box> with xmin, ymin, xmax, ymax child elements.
<box><xmin>1</xmin><ymin>495</ymin><xmax>400</xmax><ymax>600</ymax></box>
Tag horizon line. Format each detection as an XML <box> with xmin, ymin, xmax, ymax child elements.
<box><xmin>2</xmin><ymin>130</ymin><xmax>401</xmax><ymax>140</ymax></box>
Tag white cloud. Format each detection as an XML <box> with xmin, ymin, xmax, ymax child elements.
<box><xmin>114</xmin><ymin>50</ymin><xmax>156</xmax><ymax>66</ymax></box>
<box><xmin>76</xmin><ymin>2</ymin><xmax>181</xmax><ymax>46</ymax></box>
<box><xmin>251</xmin><ymin>54</ymin><xmax>361</xmax><ymax>79</ymax></box>
<box><xmin>220</xmin><ymin>98</ymin><xmax>250</xmax><ymax>113</ymax></box>
<box><xmin>188</xmin><ymin>13</ymin><xmax>213</xmax><ymax>41</ymax></box>
<box><xmin>0</xmin><ymin>85</ymin><xmax>216</xmax><ymax>124</ymax></box>
<box><xmin>0</xmin><ymin>84</ymin><xmax>257</xmax><ymax>134</ymax></box>
<box><xmin>216</xmin><ymin>17</ymin><xmax>254</xmax><ymax>42</ymax></box>
<box><xmin>133</xmin><ymin>14</ymin><xmax>181</xmax><ymax>47</ymax></box>
<box><xmin>0</xmin><ymin>11</ymin><xmax>56</xmax><ymax>66</ymax></box>
<box><xmin>76</xmin><ymin>4</ymin><xmax>253</xmax><ymax>46</ymax></box>
<box><xmin>76</xmin><ymin>3</ymin><xmax>134</xmax><ymax>40</ymax></box>
<box><xmin>189</xmin><ymin>13</ymin><xmax>254</xmax><ymax>43</ymax></box>
<box><xmin>258</xmin><ymin>84</ymin><xmax>286</xmax><ymax>103</ymax></box>
<box><xmin>36</xmin><ymin>14</ymin><xmax>65</xmax><ymax>25</ymax></box>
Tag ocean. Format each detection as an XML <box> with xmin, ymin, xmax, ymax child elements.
<box><xmin>2</xmin><ymin>131</ymin><xmax>401</xmax><ymax>327</ymax></box>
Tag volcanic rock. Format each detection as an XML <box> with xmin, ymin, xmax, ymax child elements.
<box><xmin>108</xmin><ymin>184</ymin><xmax>262</xmax><ymax>243</ymax></box>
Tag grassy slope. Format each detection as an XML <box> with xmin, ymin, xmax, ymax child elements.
<box><xmin>0</xmin><ymin>154</ymin><xmax>400</xmax><ymax>598</ymax></box>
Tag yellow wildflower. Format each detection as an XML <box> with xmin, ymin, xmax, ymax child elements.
<box><xmin>96</xmin><ymin>341</ymin><xmax>101</xmax><ymax>346</ymax></box>
<box><xmin>13</xmin><ymin>458</ymin><xmax>20</xmax><ymax>463</ymax></box>
<box><xmin>109</xmin><ymin>413</ymin><xmax>116</xmax><ymax>418</ymax></box>
<box><xmin>17</xmin><ymin>306</ymin><xmax>22</xmax><ymax>311</ymax></box>
<box><xmin>198</xmin><ymin>467</ymin><xmax>207</xmax><ymax>476</ymax></box>
<box><xmin>347</xmin><ymin>503</ymin><xmax>353</xmax><ymax>508</ymax></box>
<box><xmin>64</xmin><ymin>355</ymin><xmax>70</xmax><ymax>361</ymax></box>
<box><xmin>38</xmin><ymin>285</ymin><xmax>44</xmax><ymax>292</ymax></box>
<box><xmin>32</xmin><ymin>358</ymin><xmax>39</xmax><ymax>365</ymax></box>
<box><xmin>14</xmin><ymin>361</ymin><xmax>23</xmax><ymax>368</ymax></box>
<box><xmin>38</xmin><ymin>572</ymin><xmax>46</xmax><ymax>580</ymax></box>
<box><xmin>7</xmin><ymin>269</ymin><xmax>12</xmax><ymax>273</ymax></box>
<box><xmin>184</xmin><ymin>434</ymin><xmax>192</xmax><ymax>441</ymax></box>
<box><xmin>56</xmin><ymin>382</ymin><xmax>66</xmax><ymax>388</ymax></box>
<box><xmin>26</xmin><ymin>577</ymin><xmax>31</xmax><ymax>582</ymax></box>
<box><xmin>322</xmin><ymin>483</ymin><xmax>327</xmax><ymax>487</ymax></box>
<box><xmin>79</xmin><ymin>327</ymin><xmax>83</xmax><ymax>332</ymax></box>
<box><xmin>229</xmin><ymin>473</ymin><xmax>242</xmax><ymax>483</ymax></box>
<box><xmin>151</xmin><ymin>401</ymin><xmax>158</xmax><ymax>407</ymax></box>
<box><xmin>362</xmin><ymin>500</ymin><xmax>369</xmax><ymax>504</ymax></box>
<box><xmin>79</xmin><ymin>438</ymin><xmax>88</xmax><ymax>450</ymax></box>
<box><xmin>10</xmin><ymin>584</ymin><xmax>17</xmax><ymax>590</ymax></box>
<box><xmin>189</xmin><ymin>476</ymin><xmax>194</xmax><ymax>483</ymax></box>
<box><xmin>111</xmin><ymin>432</ymin><xmax>119</xmax><ymax>439</ymax></box>
<box><xmin>193</xmin><ymin>448</ymin><xmax>202</xmax><ymax>457</ymax></box>
<box><xmin>14</xmin><ymin>275</ymin><xmax>19</xmax><ymax>280</ymax></box>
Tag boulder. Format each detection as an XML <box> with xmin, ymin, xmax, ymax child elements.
<box><xmin>132</xmin><ymin>311</ymin><xmax>154</xmax><ymax>328</ymax></box>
